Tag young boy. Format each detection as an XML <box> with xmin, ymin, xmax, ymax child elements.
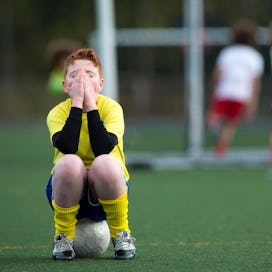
<box><xmin>45</xmin><ymin>48</ymin><xmax>136</xmax><ymax>260</ymax></box>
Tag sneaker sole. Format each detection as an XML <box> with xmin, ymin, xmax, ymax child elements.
<box><xmin>53</xmin><ymin>251</ymin><xmax>75</xmax><ymax>260</ymax></box>
<box><xmin>115</xmin><ymin>250</ymin><xmax>136</xmax><ymax>260</ymax></box>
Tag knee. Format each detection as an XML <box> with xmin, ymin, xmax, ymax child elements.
<box><xmin>88</xmin><ymin>155</ymin><xmax>126</xmax><ymax>199</ymax></box>
<box><xmin>89</xmin><ymin>154</ymin><xmax>123</xmax><ymax>182</ymax></box>
<box><xmin>53</xmin><ymin>154</ymin><xmax>86</xmax><ymax>180</ymax></box>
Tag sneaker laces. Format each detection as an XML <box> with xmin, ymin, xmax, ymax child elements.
<box><xmin>114</xmin><ymin>231</ymin><xmax>136</xmax><ymax>250</ymax></box>
<box><xmin>55</xmin><ymin>234</ymin><xmax>73</xmax><ymax>252</ymax></box>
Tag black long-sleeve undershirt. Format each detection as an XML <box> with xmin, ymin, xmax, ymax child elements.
<box><xmin>52</xmin><ymin>107</ymin><xmax>82</xmax><ymax>154</ymax></box>
<box><xmin>52</xmin><ymin>107</ymin><xmax>117</xmax><ymax>156</ymax></box>
<box><xmin>87</xmin><ymin>110</ymin><xmax>117</xmax><ymax>156</ymax></box>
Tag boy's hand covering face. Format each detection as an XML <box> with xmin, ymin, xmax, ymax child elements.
<box><xmin>62</xmin><ymin>59</ymin><xmax>103</xmax><ymax>110</ymax></box>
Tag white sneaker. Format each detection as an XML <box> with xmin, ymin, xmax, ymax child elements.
<box><xmin>112</xmin><ymin>231</ymin><xmax>136</xmax><ymax>260</ymax></box>
<box><xmin>53</xmin><ymin>234</ymin><xmax>75</xmax><ymax>260</ymax></box>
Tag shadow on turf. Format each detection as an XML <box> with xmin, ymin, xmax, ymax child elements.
<box><xmin>0</xmin><ymin>254</ymin><xmax>135</xmax><ymax>264</ymax></box>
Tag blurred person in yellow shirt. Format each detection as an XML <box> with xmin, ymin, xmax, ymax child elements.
<box><xmin>46</xmin><ymin>39</ymin><xmax>81</xmax><ymax>96</ymax></box>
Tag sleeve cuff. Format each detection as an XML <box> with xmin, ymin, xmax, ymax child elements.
<box><xmin>87</xmin><ymin>110</ymin><xmax>101</xmax><ymax>126</ymax></box>
<box><xmin>70</xmin><ymin>107</ymin><xmax>83</xmax><ymax>120</ymax></box>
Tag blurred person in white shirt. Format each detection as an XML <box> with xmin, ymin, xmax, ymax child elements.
<box><xmin>207</xmin><ymin>19</ymin><xmax>264</xmax><ymax>157</ymax></box>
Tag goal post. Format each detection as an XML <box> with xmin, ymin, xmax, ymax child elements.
<box><xmin>94</xmin><ymin>0</ymin><xmax>118</xmax><ymax>101</ymax></box>
<box><xmin>183</xmin><ymin>0</ymin><xmax>204</xmax><ymax>158</ymax></box>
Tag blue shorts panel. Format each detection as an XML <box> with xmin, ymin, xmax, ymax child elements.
<box><xmin>45</xmin><ymin>175</ymin><xmax>129</xmax><ymax>222</ymax></box>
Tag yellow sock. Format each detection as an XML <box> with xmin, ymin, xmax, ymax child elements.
<box><xmin>99</xmin><ymin>189</ymin><xmax>130</xmax><ymax>238</ymax></box>
<box><xmin>52</xmin><ymin>200</ymin><xmax>80</xmax><ymax>240</ymax></box>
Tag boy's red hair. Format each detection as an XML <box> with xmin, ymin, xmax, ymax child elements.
<box><xmin>63</xmin><ymin>48</ymin><xmax>103</xmax><ymax>77</ymax></box>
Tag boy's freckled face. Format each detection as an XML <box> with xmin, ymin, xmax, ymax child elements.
<box><xmin>67</xmin><ymin>59</ymin><xmax>100</xmax><ymax>80</ymax></box>
<box><xmin>63</xmin><ymin>59</ymin><xmax>103</xmax><ymax>92</ymax></box>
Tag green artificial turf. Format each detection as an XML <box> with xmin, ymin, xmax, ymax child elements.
<box><xmin>0</xmin><ymin>125</ymin><xmax>272</xmax><ymax>272</ymax></box>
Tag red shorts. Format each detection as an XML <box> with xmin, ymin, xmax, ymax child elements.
<box><xmin>208</xmin><ymin>99</ymin><xmax>246</xmax><ymax>124</ymax></box>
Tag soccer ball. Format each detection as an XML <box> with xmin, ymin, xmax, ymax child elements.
<box><xmin>73</xmin><ymin>217</ymin><xmax>111</xmax><ymax>258</ymax></box>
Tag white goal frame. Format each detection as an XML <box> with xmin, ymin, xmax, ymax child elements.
<box><xmin>90</xmin><ymin>0</ymin><xmax>270</xmax><ymax>169</ymax></box>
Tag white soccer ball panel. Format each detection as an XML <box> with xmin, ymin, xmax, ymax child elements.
<box><xmin>74</xmin><ymin>218</ymin><xmax>110</xmax><ymax>258</ymax></box>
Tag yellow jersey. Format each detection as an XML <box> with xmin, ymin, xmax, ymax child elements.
<box><xmin>47</xmin><ymin>94</ymin><xmax>129</xmax><ymax>181</ymax></box>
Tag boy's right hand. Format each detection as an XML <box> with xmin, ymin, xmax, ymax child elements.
<box><xmin>69</xmin><ymin>70</ymin><xmax>85</xmax><ymax>108</ymax></box>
